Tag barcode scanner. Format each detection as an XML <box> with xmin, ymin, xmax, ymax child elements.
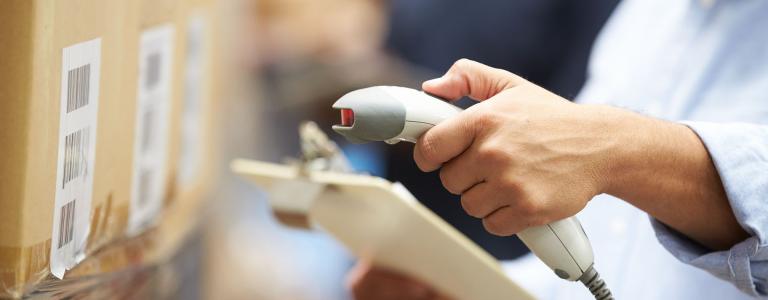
<box><xmin>332</xmin><ymin>86</ymin><xmax>613</xmax><ymax>300</ymax></box>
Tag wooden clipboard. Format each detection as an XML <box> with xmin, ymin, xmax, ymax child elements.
<box><xmin>231</xmin><ymin>159</ymin><xmax>535</xmax><ymax>300</ymax></box>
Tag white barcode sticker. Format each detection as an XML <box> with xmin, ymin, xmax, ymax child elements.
<box><xmin>51</xmin><ymin>38</ymin><xmax>101</xmax><ymax>278</ymax></box>
<box><xmin>178</xmin><ymin>15</ymin><xmax>208</xmax><ymax>186</ymax></box>
<box><xmin>128</xmin><ymin>24</ymin><xmax>175</xmax><ymax>235</ymax></box>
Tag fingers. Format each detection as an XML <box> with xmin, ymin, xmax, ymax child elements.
<box><xmin>414</xmin><ymin>59</ymin><xmax>525</xmax><ymax>172</ymax></box>
<box><xmin>460</xmin><ymin>182</ymin><xmax>507</xmax><ymax>219</ymax></box>
<box><xmin>481</xmin><ymin>194</ymin><xmax>552</xmax><ymax>236</ymax></box>
<box><xmin>438</xmin><ymin>148</ymin><xmax>484</xmax><ymax>195</ymax></box>
<box><xmin>421</xmin><ymin>58</ymin><xmax>526</xmax><ymax>102</ymax></box>
<box><xmin>413</xmin><ymin>111</ymin><xmax>478</xmax><ymax>172</ymax></box>
<box><xmin>347</xmin><ymin>262</ymin><xmax>437</xmax><ymax>300</ymax></box>
<box><xmin>481</xmin><ymin>206</ymin><xmax>526</xmax><ymax>236</ymax></box>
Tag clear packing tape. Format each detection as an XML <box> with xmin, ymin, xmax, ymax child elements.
<box><xmin>0</xmin><ymin>188</ymin><xmax>205</xmax><ymax>299</ymax></box>
<box><xmin>0</xmin><ymin>189</ymin><xmax>132</xmax><ymax>298</ymax></box>
<box><xmin>0</xmin><ymin>241</ymin><xmax>51</xmax><ymax>298</ymax></box>
<box><xmin>1</xmin><ymin>226</ymin><xmax>204</xmax><ymax>299</ymax></box>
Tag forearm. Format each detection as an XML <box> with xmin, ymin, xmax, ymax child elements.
<box><xmin>596</xmin><ymin>106</ymin><xmax>748</xmax><ymax>250</ymax></box>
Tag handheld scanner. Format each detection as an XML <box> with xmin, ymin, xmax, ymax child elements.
<box><xmin>332</xmin><ymin>86</ymin><xmax>596</xmax><ymax>281</ymax></box>
<box><xmin>332</xmin><ymin>86</ymin><xmax>463</xmax><ymax>144</ymax></box>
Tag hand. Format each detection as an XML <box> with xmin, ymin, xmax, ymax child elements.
<box><xmin>415</xmin><ymin>59</ymin><xmax>748</xmax><ymax>250</ymax></box>
<box><xmin>346</xmin><ymin>260</ymin><xmax>453</xmax><ymax>300</ymax></box>
<box><xmin>414</xmin><ymin>59</ymin><xmax>621</xmax><ymax>236</ymax></box>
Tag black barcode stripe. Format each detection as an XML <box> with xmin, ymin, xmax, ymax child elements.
<box><xmin>82</xmin><ymin>127</ymin><xmax>90</xmax><ymax>178</ymax></box>
<box><xmin>145</xmin><ymin>53</ymin><xmax>161</xmax><ymax>90</ymax></box>
<box><xmin>58</xmin><ymin>202</ymin><xmax>64</xmax><ymax>248</ymax></box>
<box><xmin>66</xmin><ymin>64</ymin><xmax>90</xmax><ymax>113</ymax></box>
<box><xmin>63</xmin><ymin>133</ymin><xmax>70</xmax><ymax>188</ymax></box>
<box><xmin>62</xmin><ymin>127</ymin><xmax>90</xmax><ymax>188</ymax></box>
<box><xmin>58</xmin><ymin>199</ymin><xmax>76</xmax><ymax>248</ymax></box>
<box><xmin>138</xmin><ymin>169</ymin><xmax>152</xmax><ymax>207</ymax></box>
<box><xmin>141</xmin><ymin>110</ymin><xmax>155</xmax><ymax>153</ymax></box>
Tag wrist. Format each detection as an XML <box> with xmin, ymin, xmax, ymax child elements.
<box><xmin>573</xmin><ymin>104</ymin><xmax>641</xmax><ymax>198</ymax></box>
<box><xmin>591</xmin><ymin>107</ymin><xmax>747</xmax><ymax>249</ymax></box>
<box><xmin>590</xmin><ymin>106</ymin><xmax>673</xmax><ymax>198</ymax></box>
<box><xmin>598</xmin><ymin>107</ymin><xmax>702</xmax><ymax>201</ymax></box>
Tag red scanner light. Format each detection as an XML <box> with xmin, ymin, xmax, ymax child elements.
<box><xmin>340</xmin><ymin>109</ymin><xmax>354</xmax><ymax>127</ymax></box>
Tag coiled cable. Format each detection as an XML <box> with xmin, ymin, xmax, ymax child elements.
<box><xmin>579</xmin><ymin>265</ymin><xmax>614</xmax><ymax>300</ymax></box>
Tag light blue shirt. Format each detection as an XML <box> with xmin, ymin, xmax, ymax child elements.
<box><xmin>504</xmin><ymin>0</ymin><xmax>768</xmax><ymax>298</ymax></box>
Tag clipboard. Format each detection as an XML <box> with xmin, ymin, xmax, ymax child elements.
<box><xmin>231</xmin><ymin>158</ymin><xmax>535</xmax><ymax>300</ymax></box>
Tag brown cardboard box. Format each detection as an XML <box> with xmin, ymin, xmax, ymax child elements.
<box><xmin>0</xmin><ymin>0</ymin><xmax>221</xmax><ymax>296</ymax></box>
<box><xmin>0</xmin><ymin>0</ymin><xmax>134</xmax><ymax>297</ymax></box>
<box><xmin>126</xmin><ymin>0</ymin><xmax>219</xmax><ymax>235</ymax></box>
<box><xmin>123</xmin><ymin>0</ymin><xmax>182</xmax><ymax>236</ymax></box>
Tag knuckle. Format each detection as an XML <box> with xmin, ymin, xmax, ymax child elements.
<box><xmin>473</xmin><ymin>107</ymin><xmax>496</xmax><ymax>125</ymax></box>
<box><xmin>476</xmin><ymin>143</ymin><xmax>507</xmax><ymax>165</ymax></box>
<box><xmin>460</xmin><ymin>195</ymin><xmax>482</xmax><ymax>218</ymax></box>
<box><xmin>502</xmin><ymin>177</ymin><xmax>521</xmax><ymax>189</ymax></box>
<box><xmin>498</xmin><ymin>177</ymin><xmax>523</xmax><ymax>195</ymax></box>
<box><xmin>454</xmin><ymin>58</ymin><xmax>474</xmax><ymax>69</ymax></box>
<box><xmin>515</xmin><ymin>196</ymin><xmax>541</xmax><ymax>216</ymax></box>
<box><xmin>439</xmin><ymin>168</ymin><xmax>461</xmax><ymax>195</ymax></box>
<box><xmin>514</xmin><ymin>190</ymin><xmax>552</xmax><ymax>221</ymax></box>
<box><xmin>470</xmin><ymin>109</ymin><xmax>503</xmax><ymax>135</ymax></box>
<box><xmin>415</xmin><ymin>134</ymin><xmax>440</xmax><ymax>169</ymax></box>
<box><xmin>450</xmin><ymin>58</ymin><xmax>482</xmax><ymax>77</ymax></box>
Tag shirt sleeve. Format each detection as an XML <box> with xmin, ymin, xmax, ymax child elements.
<box><xmin>650</xmin><ymin>121</ymin><xmax>768</xmax><ymax>297</ymax></box>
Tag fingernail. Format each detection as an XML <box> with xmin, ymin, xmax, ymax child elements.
<box><xmin>423</xmin><ymin>77</ymin><xmax>444</xmax><ymax>88</ymax></box>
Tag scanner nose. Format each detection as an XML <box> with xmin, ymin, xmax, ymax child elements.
<box><xmin>339</xmin><ymin>108</ymin><xmax>354</xmax><ymax>127</ymax></box>
<box><xmin>331</xmin><ymin>86</ymin><xmax>407</xmax><ymax>143</ymax></box>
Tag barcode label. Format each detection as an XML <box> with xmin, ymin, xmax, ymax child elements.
<box><xmin>51</xmin><ymin>38</ymin><xmax>101</xmax><ymax>279</ymax></box>
<box><xmin>66</xmin><ymin>65</ymin><xmax>91</xmax><ymax>113</ymax></box>
<box><xmin>58</xmin><ymin>200</ymin><xmax>76</xmax><ymax>248</ymax></box>
<box><xmin>62</xmin><ymin>127</ymin><xmax>90</xmax><ymax>188</ymax></box>
<box><xmin>178</xmin><ymin>15</ymin><xmax>208</xmax><ymax>186</ymax></box>
<box><xmin>129</xmin><ymin>24</ymin><xmax>175</xmax><ymax>235</ymax></box>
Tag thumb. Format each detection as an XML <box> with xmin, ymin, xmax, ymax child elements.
<box><xmin>422</xmin><ymin>58</ymin><xmax>526</xmax><ymax>102</ymax></box>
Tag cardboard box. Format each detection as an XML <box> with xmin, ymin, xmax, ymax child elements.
<box><xmin>0</xmin><ymin>0</ymin><xmax>221</xmax><ymax>296</ymax></box>
<box><xmin>127</xmin><ymin>0</ymin><xmax>219</xmax><ymax>235</ymax></box>
<box><xmin>122</xmin><ymin>0</ymin><xmax>181</xmax><ymax>236</ymax></box>
<box><xmin>0</xmin><ymin>0</ymin><xmax>134</xmax><ymax>297</ymax></box>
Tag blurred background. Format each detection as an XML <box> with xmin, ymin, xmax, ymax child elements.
<box><xmin>207</xmin><ymin>0</ymin><xmax>617</xmax><ymax>299</ymax></box>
